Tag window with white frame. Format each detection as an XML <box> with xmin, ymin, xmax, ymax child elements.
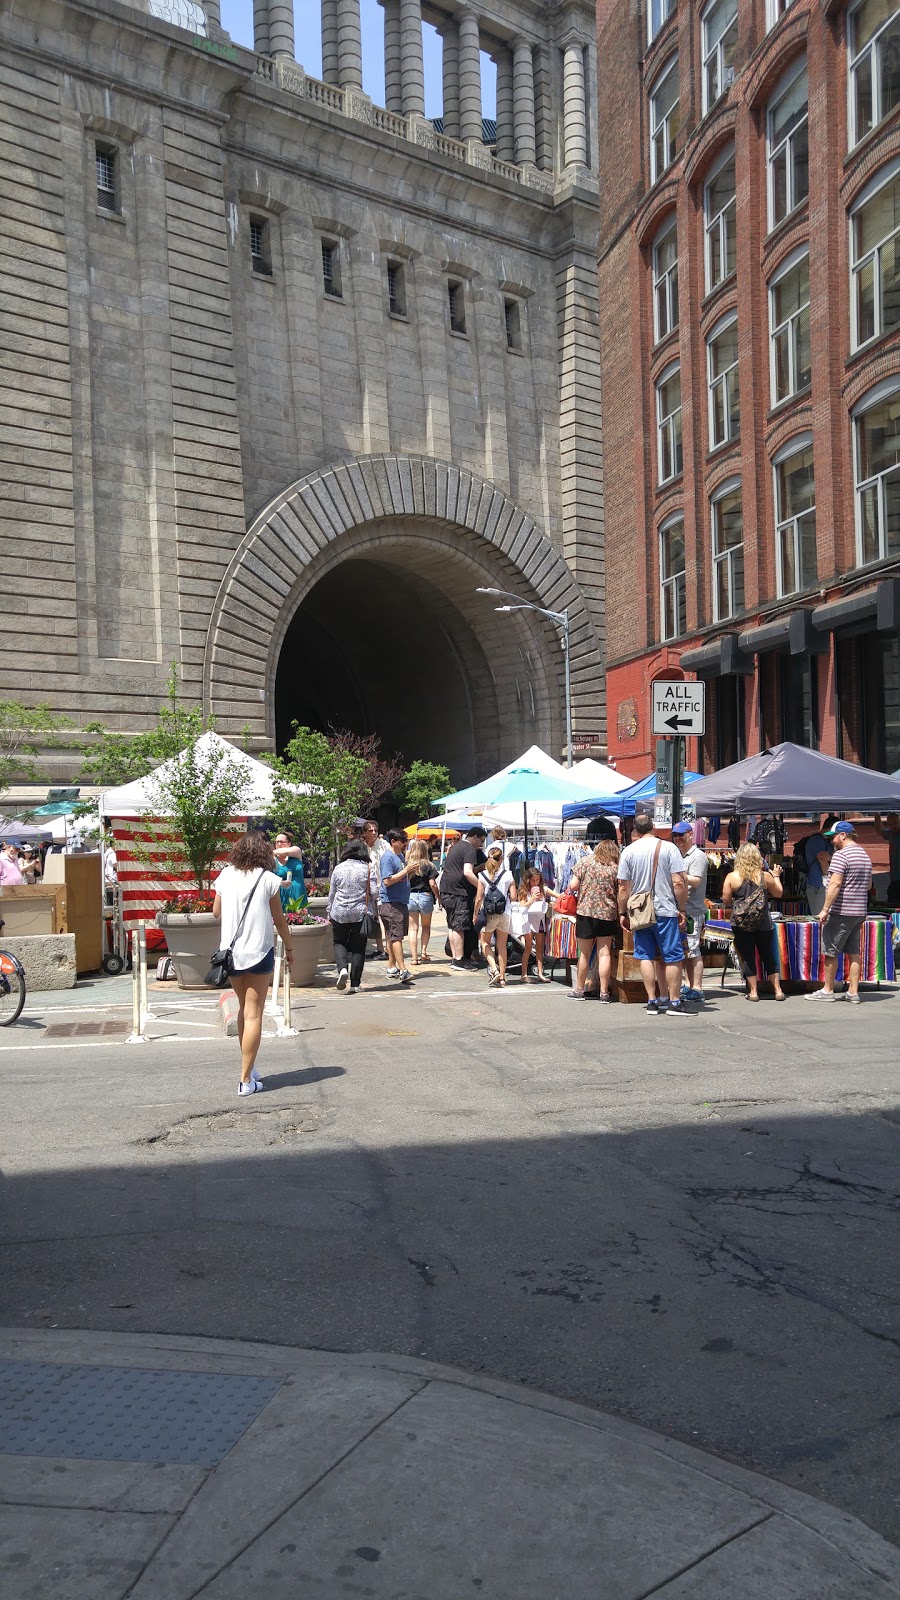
<box><xmin>774</xmin><ymin>435</ymin><xmax>816</xmax><ymax>594</ymax></box>
<box><xmin>767</xmin><ymin>64</ymin><xmax>809</xmax><ymax>228</ymax></box>
<box><xmin>851</xmin><ymin>165</ymin><xmax>900</xmax><ymax>348</ymax></box>
<box><xmin>656</xmin><ymin>362</ymin><xmax>683</xmax><ymax>484</ymax></box>
<box><xmin>854</xmin><ymin>380</ymin><xmax>900</xmax><ymax>564</ymax></box>
<box><xmin>650</xmin><ymin>57</ymin><xmax>680</xmax><ymax>183</ymax></box>
<box><xmin>652</xmin><ymin>216</ymin><xmax>679</xmax><ymax>341</ymax></box>
<box><xmin>704</xmin><ymin>148</ymin><xmax>736</xmax><ymax>292</ymax></box>
<box><xmin>770</xmin><ymin>249</ymin><xmax>811</xmax><ymax>403</ymax></box>
<box><xmin>321</xmin><ymin>238</ymin><xmax>342</xmax><ymax>298</ymax></box>
<box><xmin>711</xmin><ymin>479</ymin><xmax>744</xmax><ymax>620</ymax></box>
<box><xmin>849</xmin><ymin>0</ymin><xmax>900</xmax><ymax>147</ymax></box>
<box><xmin>767</xmin><ymin>0</ymin><xmax>797</xmax><ymax>30</ymax></box>
<box><xmin>648</xmin><ymin>0</ymin><xmax>675</xmax><ymax>44</ymax></box>
<box><xmin>707</xmin><ymin>314</ymin><xmax>740</xmax><ymax>447</ymax></box>
<box><xmin>702</xmin><ymin>0</ymin><xmax>738</xmax><ymax>114</ymax></box>
<box><xmin>660</xmin><ymin>516</ymin><xmax>686</xmax><ymax>639</ymax></box>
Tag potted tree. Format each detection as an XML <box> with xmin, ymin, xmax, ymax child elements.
<box><xmin>142</xmin><ymin>734</ymin><xmax>254</xmax><ymax>988</ymax></box>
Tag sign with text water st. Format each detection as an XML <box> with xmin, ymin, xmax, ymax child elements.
<box><xmin>651</xmin><ymin>679</ymin><xmax>706</xmax><ymax>737</ymax></box>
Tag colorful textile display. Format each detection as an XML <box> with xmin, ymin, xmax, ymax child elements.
<box><xmin>705</xmin><ymin>917</ymin><xmax>895</xmax><ymax>983</ymax></box>
<box><xmin>549</xmin><ymin>913</ymin><xmax>578</xmax><ymax>961</ymax></box>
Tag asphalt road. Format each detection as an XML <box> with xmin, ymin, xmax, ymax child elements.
<box><xmin>1</xmin><ymin>971</ymin><xmax>898</xmax><ymax>1544</ymax></box>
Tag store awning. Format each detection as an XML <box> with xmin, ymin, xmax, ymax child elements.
<box><xmin>679</xmin><ymin>633</ymin><xmax>752</xmax><ymax>676</ymax></box>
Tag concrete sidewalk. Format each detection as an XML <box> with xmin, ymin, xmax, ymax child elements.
<box><xmin>0</xmin><ymin>1331</ymin><xmax>897</xmax><ymax>1598</ymax></box>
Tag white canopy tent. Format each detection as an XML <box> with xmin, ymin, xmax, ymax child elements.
<box><xmin>436</xmin><ymin>745</ymin><xmax>629</xmax><ymax>832</ymax></box>
<box><xmin>98</xmin><ymin>732</ymin><xmax>293</xmax><ymax>818</ymax></box>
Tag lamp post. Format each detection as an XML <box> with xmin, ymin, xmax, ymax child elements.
<box><xmin>476</xmin><ymin>586</ymin><xmax>573</xmax><ymax>767</ymax></box>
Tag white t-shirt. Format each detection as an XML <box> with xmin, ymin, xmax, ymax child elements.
<box><xmin>213</xmin><ymin>866</ymin><xmax>282</xmax><ymax>971</ymax></box>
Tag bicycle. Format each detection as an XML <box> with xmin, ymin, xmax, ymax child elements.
<box><xmin>0</xmin><ymin>948</ymin><xmax>26</xmax><ymax>1026</ymax></box>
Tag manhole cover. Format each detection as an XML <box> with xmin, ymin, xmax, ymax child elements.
<box><xmin>0</xmin><ymin>1361</ymin><xmax>282</xmax><ymax>1465</ymax></box>
<box><xmin>43</xmin><ymin>1021</ymin><xmax>130</xmax><ymax>1038</ymax></box>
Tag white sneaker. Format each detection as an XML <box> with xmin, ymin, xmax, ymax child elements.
<box><xmin>336</xmin><ymin>969</ymin><xmax>349</xmax><ymax>991</ymax></box>
<box><xmin>251</xmin><ymin>1066</ymin><xmax>264</xmax><ymax>1087</ymax></box>
<box><xmin>238</xmin><ymin>1079</ymin><xmax>261</xmax><ymax>1095</ymax></box>
<box><xmin>804</xmin><ymin>989</ymin><xmax>836</xmax><ymax>1002</ymax></box>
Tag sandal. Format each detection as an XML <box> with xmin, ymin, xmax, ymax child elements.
<box><xmin>537</xmin><ymin>973</ymin><xmax>551</xmax><ymax>983</ymax></box>
<box><xmin>420</xmin><ymin>954</ymin><xmax>431</xmax><ymax>963</ymax></box>
<box><xmin>744</xmin><ymin>993</ymin><xmax>760</xmax><ymax>1002</ymax></box>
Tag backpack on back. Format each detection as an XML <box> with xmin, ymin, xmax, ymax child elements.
<box><xmin>731</xmin><ymin>882</ymin><xmax>767</xmax><ymax>930</ymax></box>
<box><xmin>482</xmin><ymin>882</ymin><xmax>507</xmax><ymax>917</ymax></box>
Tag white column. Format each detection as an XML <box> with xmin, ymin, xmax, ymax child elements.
<box><xmin>321</xmin><ymin>0</ymin><xmax>339</xmax><ymax>83</ymax></box>
<box><xmin>336</xmin><ymin>0</ymin><xmax>363</xmax><ymax>88</ymax></box>
<box><xmin>268</xmin><ymin>0</ymin><xmax>295</xmax><ymax>60</ymax></box>
<box><xmin>253</xmin><ymin>0</ymin><xmax>270</xmax><ymax>55</ymax></box>
<box><xmin>458</xmin><ymin>5</ymin><xmax>482</xmax><ymax>143</ymax></box>
<box><xmin>513</xmin><ymin>38</ymin><xmax>536</xmax><ymax>167</ymax></box>
<box><xmin>400</xmin><ymin>0</ymin><xmax>425</xmax><ymax>117</ymax></box>
<box><xmin>494</xmin><ymin>47</ymin><xmax>514</xmax><ymax>161</ymax></box>
<box><xmin>563</xmin><ymin>40</ymin><xmax>587</xmax><ymax>168</ymax></box>
<box><xmin>383</xmin><ymin>0</ymin><xmax>402</xmax><ymax>111</ymax></box>
<box><xmin>440</xmin><ymin>19</ymin><xmax>461</xmax><ymax>140</ymax></box>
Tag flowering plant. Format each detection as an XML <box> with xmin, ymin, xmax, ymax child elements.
<box><xmin>160</xmin><ymin>890</ymin><xmax>216</xmax><ymax>914</ymax></box>
<box><xmin>284</xmin><ymin>907</ymin><xmax>329</xmax><ymax>927</ymax></box>
<box><xmin>306</xmin><ymin>879</ymin><xmax>330</xmax><ymax>896</ymax></box>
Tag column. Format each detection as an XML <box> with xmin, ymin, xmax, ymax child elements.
<box><xmin>253</xmin><ymin>0</ymin><xmax>269</xmax><ymax>55</ymax></box>
<box><xmin>494</xmin><ymin>47</ymin><xmax>514</xmax><ymax>161</ymax></box>
<box><xmin>563</xmin><ymin>39</ymin><xmax>587</xmax><ymax>168</ymax></box>
<box><xmin>400</xmin><ymin>0</ymin><xmax>425</xmax><ymax>117</ymax></box>
<box><xmin>321</xmin><ymin>0</ymin><xmax>339</xmax><ymax>83</ymax></box>
<box><xmin>458</xmin><ymin>5</ymin><xmax>482</xmax><ymax>143</ymax></box>
<box><xmin>268</xmin><ymin>1</ymin><xmax>295</xmax><ymax>60</ymax></box>
<box><xmin>513</xmin><ymin>38</ymin><xmax>536</xmax><ymax>167</ymax></box>
<box><xmin>336</xmin><ymin>0</ymin><xmax>363</xmax><ymax>88</ymax></box>
<box><xmin>383</xmin><ymin>0</ymin><xmax>402</xmax><ymax>112</ymax></box>
<box><xmin>203</xmin><ymin>0</ymin><xmax>221</xmax><ymax>24</ymax></box>
<box><xmin>440</xmin><ymin>19</ymin><xmax>461</xmax><ymax>140</ymax></box>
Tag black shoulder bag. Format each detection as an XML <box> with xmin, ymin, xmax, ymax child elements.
<box><xmin>205</xmin><ymin>871</ymin><xmax>267</xmax><ymax>987</ymax></box>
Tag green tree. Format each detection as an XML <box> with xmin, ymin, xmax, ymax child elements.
<box><xmin>133</xmin><ymin>735</ymin><xmax>254</xmax><ymax>898</ymax></box>
<box><xmin>80</xmin><ymin>665</ymin><xmax>209</xmax><ymax>788</ymax></box>
<box><xmin>396</xmin><ymin>759</ymin><xmax>452</xmax><ymax>820</ymax></box>
<box><xmin>268</xmin><ymin>724</ymin><xmax>366</xmax><ymax>866</ymax></box>
<box><xmin>0</xmin><ymin>701</ymin><xmax>70</xmax><ymax>798</ymax></box>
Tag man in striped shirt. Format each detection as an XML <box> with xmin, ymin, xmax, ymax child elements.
<box><xmin>805</xmin><ymin>822</ymin><xmax>873</xmax><ymax>1005</ymax></box>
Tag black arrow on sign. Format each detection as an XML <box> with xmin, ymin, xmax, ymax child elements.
<box><xmin>665</xmin><ymin>714</ymin><xmax>693</xmax><ymax>730</ymax></box>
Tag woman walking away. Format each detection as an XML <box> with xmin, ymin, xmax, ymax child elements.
<box><xmin>406</xmin><ymin>839</ymin><xmax>440</xmax><ymax>963</ymax></box>
<box><xmin>568</xmin><ymin>840</ymin><xmax>620</xmax><ymax>1002</ymax></box>
<box><xmin>328</xmin><ymin>839</ymin><xmax>378</xmax><ymax>994</ymax></box>
<box><xmin>474</xmin><ymin>844</ymin><xmax>517</xmax><ymax>987</ymax></box>
<box><xmin>520</xmin><ymin>867</ymin><xmax>556</xmax><ymax>982</ymax></box>
<box><xmin>723</xmin><ymin>843</ymin><xmax>786</xmax><ymax>1002</ymax></box>
<box><xmin>213</xmin><ymin>831</ymin><xmax>294</xmax><ymax>1095</ymax></box>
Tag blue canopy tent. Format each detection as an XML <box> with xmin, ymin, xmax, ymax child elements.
<box><xmin>562</xmin><ymin>769</ymin><xmax>703</xmax><ymax>821</ymax></box>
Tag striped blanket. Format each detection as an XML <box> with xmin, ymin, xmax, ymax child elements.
<box><xmin>109</xmin><ymin>819</ymin><xmax>244</xmax><ymax>929</ymax></box>
<box><xmin>705</xmin><ymin>918</ymin><xmax>895</xmax><ymax>983</ymax></box>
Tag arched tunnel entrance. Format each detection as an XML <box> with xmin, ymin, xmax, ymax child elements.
<box><xmin>273</xmin><ymin>540</ymin><xmax>561</xmax><ymax>787</ymax></box>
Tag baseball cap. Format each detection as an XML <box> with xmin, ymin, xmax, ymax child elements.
<box><xmin>351</xmin><ymin>818</ymin><xmax>368</xmax><ymax>832</ymax></box>
<box><xmin>465</xmin><ymin>824</ymin><xmax>487</xmax><ymax>837</ymax></box>
<box><xmin>825</xmin><ymin>820</ymin><xmax>855</xmax><ymax>836</ymax></box>
<box><xmin>671</xmin><ymin>821</ymin><xmax>693</xmax><ymax>836</ymax></box>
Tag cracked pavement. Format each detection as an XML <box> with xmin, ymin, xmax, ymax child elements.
<box><xmin>1</xmin><ymin>975</ymin><xmax>898</xmax><ymax>1544</ymax></box>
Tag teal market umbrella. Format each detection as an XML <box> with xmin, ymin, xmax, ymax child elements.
<box><xmin>24</xmin><ymin>801</ymin><xmax>82</xmax><ymax>819</ymax></box>
<box><xmin>439</xmin><ymin>767</ymin><xmax>602</xmax><ymax>852</ymax></box>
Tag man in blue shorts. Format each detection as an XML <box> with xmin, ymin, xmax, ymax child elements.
<box><xmin>617</xmin><ymin>812</ymin><xmax>690</xmax><ymax>1014</ymax></box>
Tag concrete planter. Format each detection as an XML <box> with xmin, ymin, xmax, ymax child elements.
<box><xmin>155</xmin><ymin>912</ymin><xmax>220</xmax><ymax>990</ymax></box>
<box><xmin>288</xmin><ymin>919</ymin><xmax>332</xmax><ymax>986</ymax></box>
<box><xmin>306</xmin><ymin>895</ymin><xmax>329</xmax><ymax>915</ymax></box>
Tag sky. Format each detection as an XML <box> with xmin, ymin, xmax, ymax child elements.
<box><xmin>221</xmin><ymin>1</ymin><xmax>496</xmax><ymax>118</ymax></box>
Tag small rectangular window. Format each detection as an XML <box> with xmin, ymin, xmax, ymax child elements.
<box><xmin>711</xmin><ymin>483</ymin><xmax>745</xmax><ymax>621</ymax></box>
<box><xmin>707</xmin><ymin>316</ymin><xmax>740</xmax><ymax>448</ymax></box>
<box><xmin>250</xmin><ymin>216</ymin><xmax>272</xmax><ymax>277</ymax></box>
<box><xmin>702</xmin><ymin>0</ymin><xmax>738</xmax><ymax>115</ymax></box>
<box><xmin>649</xmin><ymin>58</ymin><xmax>680</xmax><ymax>184</ymax></box>
<box><xmin>322</xmin><ymin>239</ymin><xmax>342</xmax><ymax>299</ymax></box>
<box><xmin>504</xmin><ymin>297</ymin><xmax>522</xmax><ymax>351</ymax></box>
<box><xmin>652</xmin><ymin>217</ymin><xmax>679</xmax><ymax>342</ymax></box>
<box><xmin>660</xmin><ymin>517</ymin><xmax>686</xmax><ymax>640</ymax></box>
<box><xmin>656</xmin><ymin>364</ymin><xmax>683</xmax><ymax>484</ymax></box>
<box><xmin>95</xmin><ymin>143</ymin><xmax>118</xmax><ymax>212</ymax></box>
<box><xmin>448</xmin><ymin>278</ymin><xmax>466</xmax><ymax>334</ymax></box>
<box><xmin>387</xmin><ymin>259</ymin><xmax>407</xmax><ymax>317</ymax></box>
<box><xmin>704</xmin><ymin>151</ymin><xmax>736</xmax><ymax>293</ymax></box>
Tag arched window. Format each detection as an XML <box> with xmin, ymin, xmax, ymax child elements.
<box><xmin>656</xmin><ymin>361</ymin><xmax>683</xmax><ymax>484</ymax></box>
<box><xmin>702</xmin><ymin>0</ymin><xmax>738</xmax><ymax>114</ymax></box>
<box><xmin>853</xmin><ymin>377</ymin><xmax>900</xmax><ymax>565</ymax></box>
<box><xmin>707</xmin><ymin>312</ymin><xmax>740</xmax><ymax>447</ymax></box>
<box><xmin>659</xmin><ymin>514</ymin><xmax>686</xmax><ymax>639</ymax></box>
<box><xmin>769</xmin><ymin>247</ymin><xmax>811</xmax><ymax>403</ymax></box>
<box><xmin>652</xmin><ymin>215</ymin><xmax>679</xmax><ymax>341</ymax></box>
<box><xmin>767</xmin><ymin>62</ymin><xmax>808</xmax><ymax>229</ymax></box>
<box><xmin>704</xmin><ymin>146</ymin><xmax>736</xmax><ymax>293</ymax></box>
<box><xmin>649</xmin><ymin>57</ymin><xmax>680</xmax><ymax>183</ymax></box>
<box><xmin>773</xmin><ymin>433</ymin><xmax>816</xmax><ymax>595</ymax></box>
<box><xmin>848</xmin><ymin>0</ymin><xmax>900</xmax><ymax>147</ymax></box>
<box><xmin>711</xmin><ymin>477</ymin><xmax>744</xmax><ymax>620</ymax></box>
<box><xmin>850</xmin><ymin>161</ymin><xmax>900</xmax><ymax>348</ymax></box>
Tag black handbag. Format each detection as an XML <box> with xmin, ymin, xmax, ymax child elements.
<box><xmin>361</xmin><ymin>869</ymin><xmax>380</xmax><ymax>940</ymax></box>
<box><xmin>205</xmin><ymin>871</ymin><xmax>266</xmax><ymax>987</ymax></box>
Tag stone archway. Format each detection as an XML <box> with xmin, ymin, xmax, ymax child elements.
<box><xmin>204</xmin><ymin>455</ymin><xmax>603</xmax><ymax>779</ymax></box>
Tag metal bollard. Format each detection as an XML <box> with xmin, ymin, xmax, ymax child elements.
<box><xmin>276</xmin><ymin>934</ymin><xmax>298</xmax><ymax>1037</ymax></box>
<box><xmin>268</xmin><ymin>936</ymin><xmax>283</xmax><ymax>1016</ymax></box>
<box><xmin>125</xmin><ymin>922</ymin><xmax>149</xmax><ymax>1044</ymax></box>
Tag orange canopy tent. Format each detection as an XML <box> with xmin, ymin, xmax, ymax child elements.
<box><xmin>405</xmin><ymin>822</ymin><xmax>461</xmax><ymax>841</ymax></box>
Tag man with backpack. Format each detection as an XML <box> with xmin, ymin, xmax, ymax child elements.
<box><xmin>617</xmin><ymin>814</ymin><xmax>690</xmax><ymax>1015</ymax></box>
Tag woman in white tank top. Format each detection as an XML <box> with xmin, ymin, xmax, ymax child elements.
<box><xmin>213</xmin><ymin>831</ymin><xmax>294</xmax><ymax>1095</ymax></box>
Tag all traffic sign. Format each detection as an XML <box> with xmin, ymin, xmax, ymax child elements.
<box><xmin>651</xmin><ymin>679</ymin><xmax>706</xmax><ymax>737</ymax></box>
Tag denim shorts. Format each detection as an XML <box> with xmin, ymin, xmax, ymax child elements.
<box><xmin>232</xmin><ymin>945</ymin><xmax>275</xmax><ymax>976</ymax></box>
<box><xmin>408</xmin><ymin>891</ymin><xmax>435</xmax><ymax>916</ymax></box>
<box><xmin>633</xmin><ymin>916</ymin><xmax>683</xmax><ymax>964</ymax></box>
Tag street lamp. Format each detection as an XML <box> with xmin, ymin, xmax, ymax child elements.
<box><xmin>476</xmin><ymin>586</ymin><xmax>573</xmax><ymax>767</ymax></box>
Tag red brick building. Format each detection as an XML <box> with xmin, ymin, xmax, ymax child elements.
<box><xmin>597</xmin><ymin>0</ymin><xmax>900</xmax><ymax>780</ymax></box>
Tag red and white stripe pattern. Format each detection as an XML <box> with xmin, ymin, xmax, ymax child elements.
<box><xmin>109</xmin><ymin>819</ymin><xmax>245</xmax><ymax>928</ymax></box>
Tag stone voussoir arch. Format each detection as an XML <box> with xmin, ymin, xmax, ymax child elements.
<box><xmin>204</xmin><ymin>453</ymin><xmax>603</xmax><ymax>744</ymax></box>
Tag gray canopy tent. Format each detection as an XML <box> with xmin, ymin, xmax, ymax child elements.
<box><xmin>685</xmin><ymin>743</ymin><xmax>900</xmax><ymax>816</ymax></box>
